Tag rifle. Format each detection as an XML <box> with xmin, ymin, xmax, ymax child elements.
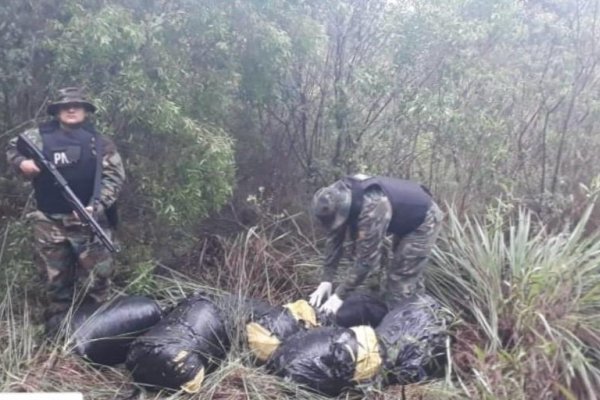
<box><xmin>17</xmin><ymin>134</ymin><xmax>120</xmax><ymax>253</ymax></box>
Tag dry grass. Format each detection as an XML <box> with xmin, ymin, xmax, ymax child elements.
<box><xmin>172</xmin><ymin>212</ymin><xmax>320</xmax><ymax>302</ymax></box>
<box><xmin>2</xmin><ymin>203</ymin><xmax>599</xmax><ymax>399</ymax></box>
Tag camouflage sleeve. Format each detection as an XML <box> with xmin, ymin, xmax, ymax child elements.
<box><xmin>5</xmin><ymin>128</ymin><xmax>42</xmax><ymax>177</ymax></box>
<box><xmin>334</xmin><ymin>189</ymin><xmax>392</xmax><ymax>299</ymax></box>
<box><xmin>98</xmin><ymin>135</ymin><xmax>125</xmax><ymax>209</ymax></box>
<box><xmin>321</xmin><ymin>225</ymin><xmax>346</xmax><ymax>283</ymax></box>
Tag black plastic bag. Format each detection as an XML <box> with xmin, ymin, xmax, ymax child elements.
<box><xmin>267</xmin><ymin>326</ymin><xmax>382</xmax><ymax>396</ymax></box>
<box><xmin>246</xmin><ymin>299</ymin><xmax>317</xmax><ymax>362</ymax></box>
<box><xmin>54</xmin><ymin>296</ymin><xmax>162</xmax><ymax>365</ymax></box>
<box><xmin>126</xmin><ymin>296</ymin><xmax>229</xmax><ymax>393</ymax></box>
<box><xmin>335</xmin><ymin>292</ymin><xmax>388</xmax><ymax>328</ymax></box>
<box><xmin>375</xmin><ymin>294</ymin><xmax>449</xmax><ymax>385</ymax></box>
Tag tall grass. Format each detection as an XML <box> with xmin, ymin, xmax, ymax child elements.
<box><xmin>428</xmin><ymin>203</ymin><xmax>600</xmax><ymax>399</ymax></box>
<box><xmin>0</xmin><ymin>282</ymin><xmax>136</xmax><ymax>397</ymax></box>
<box><xmin>0</xmin><ymin>215</ymin><xmax>343</xmax><ymax>399</ymax></box>
<box><xmin>3</xmin><ymin>204</ymin><xmax>598</xmax><ymax>398</ymax></box>
<box><xmin>176</xmin><ymin>211</ymin><xmax>319</xmax><ymax>302</ymax></box>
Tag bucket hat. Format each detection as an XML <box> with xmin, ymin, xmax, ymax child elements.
<box><xmin>311</xmin><ymin>180</ymin><xmax>352</xmax><ymax>230</ymax></box>
<box><xmin>47</xmin><ymin>87</ymin><xmax>96</xmax><ymax>116</ymax></box>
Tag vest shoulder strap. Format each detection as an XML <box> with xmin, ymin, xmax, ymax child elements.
<box><xmin>343</xmin><ymin>177</ymin><xmax>366</xmax><ymax>234</ymax></box>
<box><xmin>39</xmin><ymin>120</ymin><xmax>60</xmax><ymax>134</ymax></box>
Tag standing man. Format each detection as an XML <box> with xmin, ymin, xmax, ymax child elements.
<box><xmin>6</xmin><ymin>87</ymin><xmax>125</xmax><ymax>319</ymax></box>
<box><xmin>309</xmin><ymin>174</ymin><xmax>443</xmax><ymax>325</ymax></box>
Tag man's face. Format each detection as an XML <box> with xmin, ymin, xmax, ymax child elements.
<box><xmin>57</xmin><ymin>104</ymin><xmax>86</xmax><ymax>126</ymax></box>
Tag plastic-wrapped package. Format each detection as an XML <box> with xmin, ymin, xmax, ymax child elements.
<box><xmin>246</xmin><ymin>299</ymin><xmax>317</xmax><ymax>362</ymax></box>
<box><xmin>50</xmin><ymin>296</ymin><xmax>162</xmax><ymax>366</ymax></box>
<box><xmin>267</xmin><ymin>325</ymin><xmax>382</xmax><ymax>396</ymax></box>
<box><xmin>335</xmin><ymin>292</ymin><xmax>388</xmax><ymax>328</ymax></box>
<box><xmin>375</xmin><ymin>294</ymin><xmax>449</xmax><ymax>384</ymax></box>
<box><xmin>126</xmin><ymin>296</ymin><xmax>229</xmax><ymax>393</ymax></box>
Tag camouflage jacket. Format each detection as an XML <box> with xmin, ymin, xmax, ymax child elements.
<box><xmin>322</xmin><ymin>187</ymin><xmax>392</xmax><ymax>299</ymax></box>
<box><xmin>5</xmin><ymin>124</ymin><xmax>125</xmax><ymax>214</ymax></box>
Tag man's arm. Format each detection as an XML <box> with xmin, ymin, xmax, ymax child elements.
<box><xmin>321</xmin><ymin>224</ymin><xmax>346</xmax><ymax>283</ymax></box>
<box><xmin>6</xmin><ymin>129</ymin><xmax>42</xmax><ymax>177</ymax></box>
<box><xmin>97</xmin><ymin>136</ymin><xmax>125</xmax><ymax>209</ymax></box>
<box><xmin>334</xmin><ymin>189</ymin><xmax>391</xmax><ymax>299</ymax></box>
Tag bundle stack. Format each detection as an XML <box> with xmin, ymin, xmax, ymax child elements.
<box><xmin>256</xmin><ymin>294</ymin><xmax>449</xmax><ymax>396</ymax></box>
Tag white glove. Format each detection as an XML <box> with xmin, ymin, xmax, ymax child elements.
<box><xmin>309</xmin><ymin>281</ymin><xmax>332</xmax><ymax>307</ymax></box>
<box><xmin>319</xmin><ymin>294</ymin><xmax>343</xmax><ymax>315</ymax></box>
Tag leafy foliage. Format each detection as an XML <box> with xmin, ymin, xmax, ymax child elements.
<box><xmin>428</xmin><ymin>202</ymin><xmax>600</xmax><ymax>399</ymax></box>
<box><xmin>44</xmin><ymin>4</ymin><xmax>234</xmax><ymax>228</ymax></box>
<box><xmin>1</xmin><ymin>1</ymin><xmax>600</xmax><ymax>398</ymax></box>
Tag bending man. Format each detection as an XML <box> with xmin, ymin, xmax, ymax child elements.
<box><xmin>309</xmin><ymin>174</ymin><xmax>442</xmax><ymax>326</ymax></box>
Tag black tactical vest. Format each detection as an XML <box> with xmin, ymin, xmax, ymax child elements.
<box><xmin>345</xmin><ymin>176</ymin><xmax>432</xmax><ymax>237</ymax></box>
<box><xmin>33</xmin><ymin>121</ymin><xmax>97</xmax><ymax>214</ymax></box>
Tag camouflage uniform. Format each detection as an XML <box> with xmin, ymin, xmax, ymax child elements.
<box><xmin>320</xmin><ymin>183</ymin><xmax>443</xmax><ymax>306</ymax></box>
<box><xmin>6</xmin><ymin>126</ymin><xmax>125</xmax><ymax>314</ymax></box>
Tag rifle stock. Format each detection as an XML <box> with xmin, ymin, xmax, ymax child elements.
<box><xmin>17</xmin><ymin>134</ymin><xmax>120</xmax><ymax>253</ymax></box>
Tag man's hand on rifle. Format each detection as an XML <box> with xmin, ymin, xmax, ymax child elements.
<box><xmin>73</xmin><ymin>206</ymin><xmax>94</xmax><ymax>221</ymax></box>
<box><xmin>19</xmin><ymin>159</ymin><xmax>41</xmax><ymax>178</ymax></box>
<box><xmin>73</xmin><ymin>203</ymin><xmax>104</xmax><ymax>222</ymax></box>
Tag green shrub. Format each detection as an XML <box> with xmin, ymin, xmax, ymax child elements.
<box><xmin>428</xmin><ymin>202</ymin><xmax>600</xmax><ymax>399</ymax></box>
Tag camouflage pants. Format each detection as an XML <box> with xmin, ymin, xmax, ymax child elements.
<box><xmin>384</xmin><ymin>202</ymin><xmax>443</xmax><ymax>305</ymax></box>
<box><xmin>31</xmin><ymin>211</ymin><xmax>114</xmax><ymax>314</ymax></box>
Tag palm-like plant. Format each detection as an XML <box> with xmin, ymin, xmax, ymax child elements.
<box><xmin>428</xmin><ymin>203</ymin><xmax>600</xmax><ymax>399</ymax></box>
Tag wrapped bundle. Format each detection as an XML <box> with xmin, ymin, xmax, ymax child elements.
<box><xmin>267</xmin><ymin>325</ymin><xmax>382</xmax><ymax>396</ymax></box>
<box><xmin>246</xmin><ymin>299</ymin><xmax>317</xmax><ymax>362</ymax></box>
<box><xmin>375</xmin><ymin>294</ymin><xmax>449</xmax><ymax>384</ymax></box>
<box><xmin>335</xmin><ymin>292</ymin><xmax>388</xmax><ymax>328</ymax></box>
<box><xmin>126</xmin><ymin>296</ymin><xmax>229</xmax><ymax>393</ymax></box>
<box><xmin>53</xmin><ymin>295</ymin><xmax>162</xmax><ymax>366</ymax></box>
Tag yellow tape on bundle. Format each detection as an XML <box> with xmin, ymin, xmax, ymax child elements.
<box><xmin>350</xmin><ymin>326</ymin><xmax>382</xmax><ymax>382</ymax></box>
<box><xmin>283</xmin><ymin>299</ymin><xmax>318</xmax><ymax>327</ymax></box>
<box><xmin>181</xmin><ymin>367</ymin><xmax>205</xmax><ymax>393</ymax></box>
<box><xmin>246</xmin><ymin>321</ymin><xmax>281</xmax><ymax>362</ymax></box>
<box><xmin>170</xmin><ymin>350</ymin><xmax>205</xmax><ymax>393</ymax></box>
<box><xmin>173</xmin><ymin>350</ymin><xmax>188</xmax><ymax>364</ymax></box>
